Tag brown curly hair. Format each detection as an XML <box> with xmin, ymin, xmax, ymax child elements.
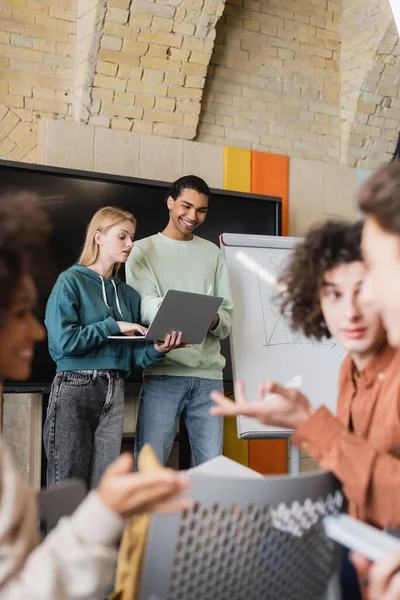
<box><xmin>359</xmin><ymin>161</ymin><xmax>400</xmax><ymax>235</ymax></box>
<box><xmin>0</xmin><ymin>192</ymin><xmax>51</xmax><ymax>323</ymax></box>
<box><xmin>277</xmin><ymin>220</ymin><xmax>363</xmax><ymax>340</ymax></box>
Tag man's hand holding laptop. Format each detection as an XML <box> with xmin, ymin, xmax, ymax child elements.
<box><xmin>154</xmin><ymin>331</ymin><xmax>190</xmax><ymax>353</ymax></box>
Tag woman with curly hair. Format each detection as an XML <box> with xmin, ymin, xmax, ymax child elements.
<box><xmin>0</xmin><ymin>193</ymin><xmax>191</xmax><ymax>599</ymax></box>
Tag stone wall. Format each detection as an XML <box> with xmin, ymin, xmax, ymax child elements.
<box><xmin>340</xmin><ymin>0</ymin><xmax>400</xmax><ymax>167</ymax></box>
<box><xmin>197</xmin><ymin>0</ymin><xmax>342</xmax><ymax>163</ymax></box>
<box><xmin>74</xmin><ymin>0</ymin><xmax>227</xmax><ymax>138</ymax></box>
<box><xmin>1</xmin><ymin>0</ymin><xmax>399</xmax><ymax>166</ymax></box>
<box><xmin>0</xmin><ymin>0</ymin><xmax>76</xmax><ymax>161</ymax></box>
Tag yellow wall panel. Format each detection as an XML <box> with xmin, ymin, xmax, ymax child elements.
<box><xmin>223</xmin><ymin>146</ymin><xmax>251</xmax><ymax>193</ymax></box>
<box><xmin>222</xmin><ymin>146</ymin><xmax>251</xmax><ymax>465</ymax></box>
<box><xmin>223</xmin><ymin>416</ymin><xmax>249</xmax><ymax>466</ymax></box>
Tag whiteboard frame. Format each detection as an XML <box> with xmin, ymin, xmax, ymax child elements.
<box><xmin>221</xmin><ymin>233</ymin><xmax>301</xmax><ymax>440</ymax></box>
<box><xmin>221</xmin><ymin>233</ymin><xmax>299</xmax><ymax>251</ymax></box>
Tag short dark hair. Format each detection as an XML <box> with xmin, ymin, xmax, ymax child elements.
<box><xmin>167</xmin><ymin>175</ymin><xmax>210</xmax><ymax>201</ymax></box>
<box><xmin>359</xmin><ymin>161</ymin><xmax>400</xmax><ymax>235</ymax></box>
<box><xmin>277</xmin><ymin>220</ymin><xmax>363</xmax><ymax>340</ymax></box>
<box><xmin>0</xmin><ymin>192</ymin><xmax>50</xmax><ymax>322</ymax></box>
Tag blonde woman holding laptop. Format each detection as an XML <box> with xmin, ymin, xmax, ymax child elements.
<box><xmin>43</xmin><ymin>206</ymin><xmax>185</xmax><ymax>490</ymax></box>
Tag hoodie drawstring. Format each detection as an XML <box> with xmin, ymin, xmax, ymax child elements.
<box><xmin>99</xmin><ymin>276</ymin><xmax>123</xmax><ymax>316</ymax></box>
<box><xmin>99</xmin><ymin>276</ymin><xmax>110</xmax><ymax>309</ymax></box>
<box><xmin>111</xmin><ymin>279</ymin><xmax>124</xmax><ymax>317</ymax></box>
<box><xmin>99</xmin><ymin>276</ymin><xmax>124</xmax><ymax>317</ymax></box>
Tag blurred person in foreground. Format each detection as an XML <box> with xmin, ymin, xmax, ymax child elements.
<box><xmin>0</xmin><ymin>192</ymin><xmax>191</xmax><ymax>600</ymax></box>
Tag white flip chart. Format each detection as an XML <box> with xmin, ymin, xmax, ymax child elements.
<box><xmin>221</xmin><ymin>233</ymin><xmax>346</xmax><ymax>439</ymax></box>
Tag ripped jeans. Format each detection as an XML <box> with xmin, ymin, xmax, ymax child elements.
<box><xmin>43</xmin><ymin>369</ymin><xmax>125</xmax><ymax>490</ymax></box>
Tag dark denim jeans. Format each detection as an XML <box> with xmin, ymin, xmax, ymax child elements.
<box><xmin>43</xmin><ymin>370</ymin><xmax>125</xmax><ymax>490</ymax></box>
<box><xmin>135</xmin><ymin>375</ymin><xmax>224</xmax><ymax>467</ymax></box>
<box><xmin>340</xmin><ymin>546</ymin><xmax>362</xmax><ymax>600</ymax></box>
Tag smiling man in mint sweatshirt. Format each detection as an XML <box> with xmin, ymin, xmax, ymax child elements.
<box><xmin>126</xmin><ymin>175</ymin><xmax>233</xmax><ymax>467</ymax></box>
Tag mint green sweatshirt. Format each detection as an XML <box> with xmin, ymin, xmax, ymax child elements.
<box><xmin>45</xmin><ymin>265</ymin><xmax>164</xmax><ymax>375</ymax></box>
<box><xmin>126</xmin><ymin>233</ymin><xmax>233</xmax><ymax>380</ymax></box>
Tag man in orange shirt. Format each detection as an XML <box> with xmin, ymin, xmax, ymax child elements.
<box><xmin>210</xmin><ymin>218</ymin><xmax>400</xmax><ymax>599</ymax></box>
<box><xmin>347</xmin><ymin>162</ymin><xmax>400</xmax><ymax>599</ymax></box>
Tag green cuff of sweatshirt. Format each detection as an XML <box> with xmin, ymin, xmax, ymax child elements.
<box><xmin>209</xmin><ymin>312</ymin><xmax>224</xmax><ymax>338</ymax></box>
<box><xmin>146</xmin><ymin>343</ymin><xmax>165</xmax><ymax>363</ymax></box>
<box><xmin>103</xmin><ymin>316</ymin><xmax>122</xmax><ymax>337</ymax></box>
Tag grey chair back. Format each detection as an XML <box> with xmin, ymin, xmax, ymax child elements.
<box><xmin>138</xmin><ymin>469</ymin><xmax>343</xmax><ymax>600</ymax></box>
<box><xmin>38</xmin><ymin>479</ymin><xmax>86</xmax><ymax>531</ymax></box>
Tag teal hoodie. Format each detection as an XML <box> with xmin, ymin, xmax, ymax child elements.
<box><xmin>45</xmin><ymin>265</ymin><xmax>164</xmax><ymax>375</ymax></box>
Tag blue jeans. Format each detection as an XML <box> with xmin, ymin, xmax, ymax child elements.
<box><xmin>135</xmin><ymin>375</ymin><xmax>224</xmax><ymax>467</ymax></box>
<box><xmin>43</xmin><ymin>370</ymin><xmax>125</xmax><ymax>490</ymax></box>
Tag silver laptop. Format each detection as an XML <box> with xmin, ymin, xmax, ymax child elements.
<box><xmin>108</xmin><ymin>289</ymin><xmax>223</xmax><ymax>345</ymax></box>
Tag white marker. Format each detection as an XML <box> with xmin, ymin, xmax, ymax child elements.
<box><xmin>207</xmin><ymin>286</ymin><xmax>212</xmax><ymax>295</ymax></box>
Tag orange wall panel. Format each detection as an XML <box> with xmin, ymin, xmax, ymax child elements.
<box><xmin>251</xmin><ymin>151</ymin><xmax>289</xmax><ymax>236</ymax></box>
<box><xmin>248</xmin><ymin>150</ymin><xmax>289</xmax><ymax>474</ymax></box>
<box><xmin>249</xmin><ymin>439</ymin><xmax>288</xmax><ymax>475</ymax></box>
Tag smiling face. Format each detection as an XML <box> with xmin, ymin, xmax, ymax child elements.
<box><xmin>95</xmin><ymin>219</ymin><xmax>135</xmax><ymax>265</ymax></box>
<box><xmin>319</xmin><ymin>261</ymin><xmax>386</xmax><ymax>365</ymax></box>
<box><xmin>362</xmin><ymin>216</ymin><xmax>400</xmax><ymax>347</ymax></box>
<box><xmin>0</xmin><ymin>275</ymin><xmax>45</xmax><ymax>381</ymax></box>
<box><xmin>167</xmin><ymin>188</ymin><xmax>209</xmax><ymax>240</ymax></box>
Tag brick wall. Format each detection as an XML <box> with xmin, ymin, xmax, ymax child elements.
<box><xmin>76</xmin><ymin>0</ymin><xmax>227</xmax><ymax>138</ymax></box>
<box><xmin>0</xmin><ymin>0</ymin><xmax>399</xmax><ymax>167</ymax></box>
<box><xmin>340</xmin><ymin>0</ymin><xmax>400</xmax><ymax>167</ymax></box>
<box><xmin>196</xmin><ymin>0</ymin><xmax>400</xmax><ymax>166</ymax></box>
<box><xmin>0</xmin><ymin>0</ymin><xmax>76</xmax><ymax>161</ymax></box>
<box><xmin>197</xmin><ymin>0</ymin><xmax>342</xmax><ymax>163</ymax></box>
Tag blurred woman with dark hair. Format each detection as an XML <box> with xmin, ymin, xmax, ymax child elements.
<box><xmin>0</xmin><ymin>193</ymin><xmax>191</xmax><ymax>599</ymax></box>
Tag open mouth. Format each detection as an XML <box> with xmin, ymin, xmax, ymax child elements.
<box><xmin>180</xmin><ymin>218</ymin><xmax>197</xmax><ymax>230</ymax></box>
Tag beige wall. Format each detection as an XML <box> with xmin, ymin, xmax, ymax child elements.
<box><xmin>37</xmin><ymin>117</ymin><xmax>225</xmax><ymax>186</ymax></box>
<box><xmin>289</xmin><ymin>157</ymin><xmax>357</xmax><ymax>235</ymax></box>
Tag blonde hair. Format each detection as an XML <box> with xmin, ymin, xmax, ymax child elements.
<box><xmin>77</xmin><ymin>206</ymin><xmax>136</xmax><ymax>273</ymax></box>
